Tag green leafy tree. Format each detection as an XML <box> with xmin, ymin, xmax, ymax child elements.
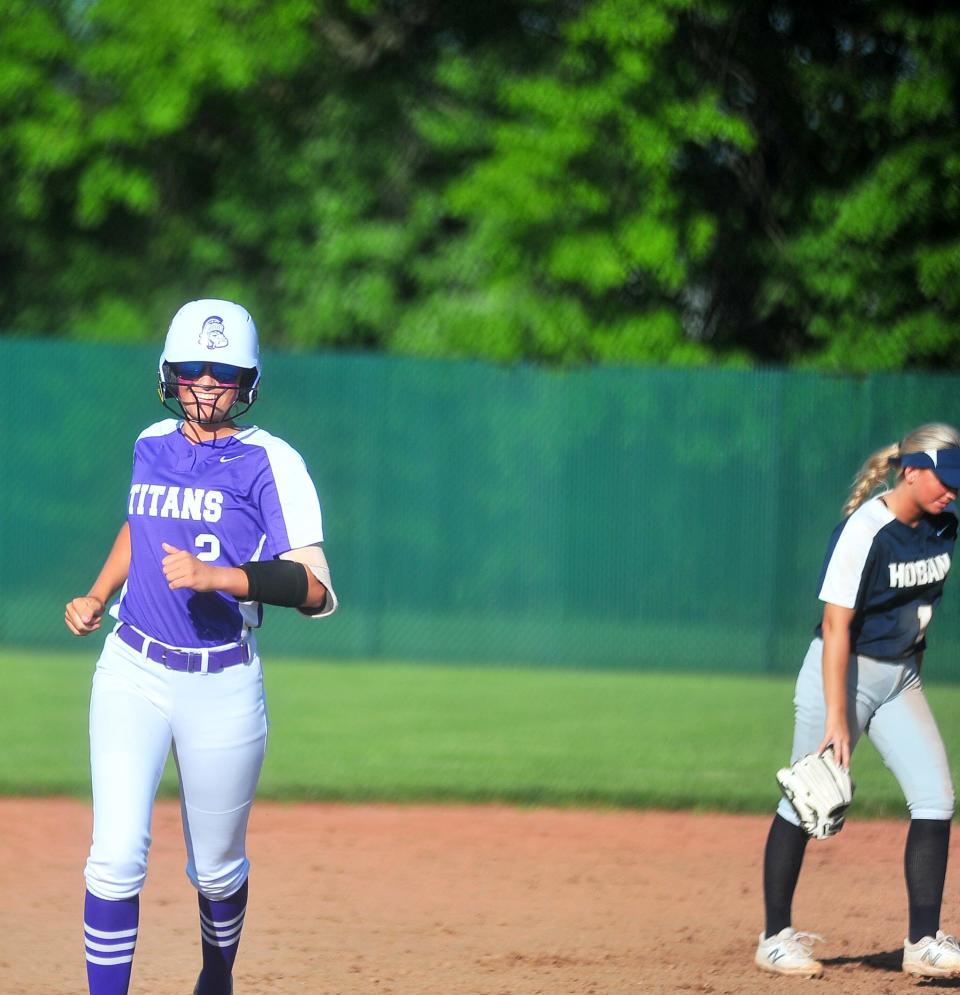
<box><xmin>398</xmin><ymin>0</ymin><xmax>746</xmax><ymax>364</ymax></box>
<box><xmin>1</xmin><ymin>0</ymin><xmax>958</xmax><ymax>370</ymax></box>
<box><xmin>0</xmin><ymin>0</ymin><xmax>554</xmax><ymax>349</ymax></box>
<box><xmin>402</xmin><ymin>0</ymin><xmax>960</xmax><ymax>368</ymax></box>
<box><xmin>770</xmin><ymin>6</ymin><xmax>960</xmax><ymax>370</ymax></box>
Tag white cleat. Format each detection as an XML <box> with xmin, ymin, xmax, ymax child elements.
<box><xmin>903</xmin><ymin>930</ymin><xmax>960</xmax><ymax>978</ymax></box>
<box><xmin>755</xmin><ymin>927</ymin><xmax>824</xmax><ymax>978</ymax></box>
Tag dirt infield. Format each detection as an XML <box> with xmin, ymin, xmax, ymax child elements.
<box><xmin>1</xmin><ymin>799</ymin><xmax>958</xmax><ymax>994</ymax></box>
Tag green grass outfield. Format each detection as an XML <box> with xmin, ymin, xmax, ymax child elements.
<box><xmin>3</xmin><ymin>648</ymin><xmax>959</xmax><ymax>818</ymax></box>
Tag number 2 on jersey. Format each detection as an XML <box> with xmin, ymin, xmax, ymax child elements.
<box><xmin>195</xmin><ymin>533</ymin><xmax>221</xmax><ymax>562</ymax></box>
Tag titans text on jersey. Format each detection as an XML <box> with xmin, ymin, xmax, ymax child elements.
<box><xmin>128</xmin><ymin>484</ymin><xmax>224</xmax><ymax>521</ymax></box>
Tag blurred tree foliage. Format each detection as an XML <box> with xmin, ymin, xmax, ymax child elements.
<box><xmin>0</xmin><ymin>0</ymin><xmax>957</xmax><ymax>369</ymax></box>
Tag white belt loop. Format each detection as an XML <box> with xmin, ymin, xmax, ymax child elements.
<box><xmin>199</xmin><ymin>648</ymin><xmax>210</xmax><ymax>675</ymax></box>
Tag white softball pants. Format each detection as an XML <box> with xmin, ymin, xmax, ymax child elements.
<box><xmin>777</xmin><ymin>637</ymin><xmax>955</xmax><ymax>826</ymax></box>
<box><xmin>84</xmin><ymin>630</ymin><xmax>269</xmax><ymax>902</ymax></box>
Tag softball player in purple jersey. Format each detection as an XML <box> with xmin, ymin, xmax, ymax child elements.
<box><xmin>755</xmin><ymin>423</ymin><xmax>960</xmax><ymax>980</ymax></box>
<box><xmin>64</xmin><ymin>299</ymin><xmax>337</xmax><ymax>995</ymax></box>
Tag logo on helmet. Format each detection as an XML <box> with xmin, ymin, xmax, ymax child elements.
<box><xmin>198</xmin><ymin>316</ymin><xmax>229</xmax><ymax>350</ymax></box>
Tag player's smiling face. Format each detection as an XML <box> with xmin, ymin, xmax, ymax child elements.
<box><xmin>175</xmin><ymin>369</ymin><xmax>240</xmax><ymax>425</ymax></box>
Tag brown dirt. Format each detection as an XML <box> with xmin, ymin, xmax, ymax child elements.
<box><xmin>1</xmin><ymin>799</ymin><xmax>958</xmax><ymax>994</ymax></box>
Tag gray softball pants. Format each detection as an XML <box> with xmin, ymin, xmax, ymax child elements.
<box><xmin>777</xmin><ymin>638</ymin><xmax>955</xmax><ymax>825</ymax></box>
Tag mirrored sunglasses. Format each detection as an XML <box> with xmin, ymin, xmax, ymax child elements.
<box><xmin>171</xmin><ymin>361</ymin><xmax>244</xmax><ymax>385</ymax></box>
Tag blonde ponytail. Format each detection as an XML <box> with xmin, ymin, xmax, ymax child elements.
<box><xmin>843</xmin><ymin>422</ymin><xmax>960</xmax><ymax>517</ymax></box>
<box><xmin>843</xmin><ymin>443</ymin><xmax>900</xmax><ymax>517</ymax></box>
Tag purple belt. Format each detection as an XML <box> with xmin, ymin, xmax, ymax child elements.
<box><xmin>116</xmin><ymin>623</ymin><xmax>251</xmax><ymax>674</ymax></box>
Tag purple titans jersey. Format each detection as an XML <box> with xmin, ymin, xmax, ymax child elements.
<box><xmin>116</xmin><ymin>419</ymin><xmax>325</xmax><ymax>648</ymax></box>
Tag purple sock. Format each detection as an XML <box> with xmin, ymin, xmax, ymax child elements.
<box><xmin>84</xmin><ymin>890</ymin><xmax>139</xmax><ymax>995</ymax></box>
<box><xmin>195</xmin><ymin>880</ymin><xmax>247</xmax><ymax>994</ymax></box>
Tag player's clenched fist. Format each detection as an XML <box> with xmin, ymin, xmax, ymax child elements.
<box><xmin>161</xmin><ymin>542</ymin><xmax>220</xmax><ymax>592</ymax></box>
<box><xmin>65</xmin><ymin>595</ymin><xmax>105</xmax><ymax>636</ymax></box>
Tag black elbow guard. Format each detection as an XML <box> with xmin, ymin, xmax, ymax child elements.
<box><xmin>240</xmin><ymin>559</ymin><xmax>309</xmax><ymax>608</ymax></box>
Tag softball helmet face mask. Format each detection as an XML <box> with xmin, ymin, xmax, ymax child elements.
<box><xmin>158</xmin><ymin>299</ymin><xmax>262</xmax><ymax>424</ymax></box>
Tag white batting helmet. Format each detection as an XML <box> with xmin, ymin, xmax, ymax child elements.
<box><xmin>158</xmin><ymin>299</ymin><xmax>262</xmax><ymax>417</ymax></box>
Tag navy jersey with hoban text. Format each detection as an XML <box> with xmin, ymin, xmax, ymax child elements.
<box><xmin>815</xmin><ymin>495</ymin><xmax>957</xmax><ymax>659</ymax></box>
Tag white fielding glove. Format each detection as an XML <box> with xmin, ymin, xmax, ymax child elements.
<box><xmin>776</xmin><ymin>747</ymin><xmax>855</xmax><ymax>840</ymax></box>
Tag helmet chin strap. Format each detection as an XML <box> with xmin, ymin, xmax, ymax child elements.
<box><xmin>169</xmin><ymin>383</ymin><xmax>254</xmax><ymax>442</ymax></box>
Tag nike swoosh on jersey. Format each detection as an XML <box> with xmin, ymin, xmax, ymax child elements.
<box><xmin>219</xmin><ymin>454</ymin><xmax>246</xmax><ymax>463</ymax></box>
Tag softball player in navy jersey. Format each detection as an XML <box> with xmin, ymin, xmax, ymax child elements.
<box><xmin>64</xmin><ymin>299</ymin><xmax>337</xmax><ymax>995</ymax></box>
<box><xmin>755</xmin><ymin>423</ymin><xmax>960</xmax><ymax>979</ymax></box>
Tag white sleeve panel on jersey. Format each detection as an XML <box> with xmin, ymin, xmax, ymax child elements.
<box><xmin>134</xmin><ymin>419</ymin><xmax>181</xmax><ymax>443</ymax></box>
<box><xmin>818</xmin><ymin>498</ymin><xmax>894</xmax><ymax>608</ymax></box>
<box><xmin>280</xmin><ymin>544</ymin><xmax>338</xmax><ymax>619</ymax></box>
<box><xmin>243</xmin><ymin>430</ymin><xmax>325</xmax><ymax>553</ymax></box>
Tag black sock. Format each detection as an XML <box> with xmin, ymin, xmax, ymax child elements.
<box><xmin>763</xmin><ymin>813</ymin><xmax>810</xmax><ymax>938</ymax></box>
<box><xmin>905</xmin><ymin>818</ymin><xmax>951</xmax><ymax>944</ymax></box>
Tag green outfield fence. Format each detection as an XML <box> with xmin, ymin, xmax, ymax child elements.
<box><xmin>4</xmin><ymin>336</ymin><xmax>960</xmax><ymax>677</ymax></box>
